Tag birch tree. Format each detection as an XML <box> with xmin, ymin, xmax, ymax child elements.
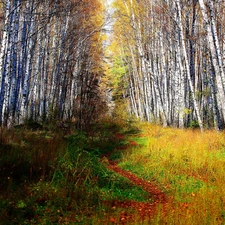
<box><xmin>0</xmin><ymin>0</ymin><xmax>105</xmax><ymax>128</ymax></box>
<box><xmin>109</xmin><ymin>0</ymin><xmax>225</xmax><ymax>129</ymax></box>
<box><xmin>198</xmin><ymin>0</ymin><xmax>225</xmax><ymax>128</ymax></box>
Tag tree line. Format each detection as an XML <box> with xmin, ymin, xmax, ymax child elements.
<box><xmin>110</xmin><ymin>0</ymin><xmax>225</xmax><ymax>131</ymax></box>
<box><xmin>1</xmin><ymin>0</ymin><xmax>225</xmax><ymax>131</ymax></box>
<box><xmin>0</xmin><ymin>0</ymin><xmax>106</xmax><ymax>129</ymax></box>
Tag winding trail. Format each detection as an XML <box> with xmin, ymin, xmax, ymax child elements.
<box><xmin>103</xmin><ymin>133</ymin><xmax>172</xmax><ymax>224</ymax></box>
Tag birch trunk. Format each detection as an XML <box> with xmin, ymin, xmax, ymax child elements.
<box><xmin>0</xmin><ymin>0</ymin><xmax>10</xmax><ymax>125</ymax></box>
<box><xmin>199</xmin><ymin>0</ymin><xmax>225</xmax><ymax>125</ymax></box>
<box><xmin>175</xmin><ymin>0</ymin><xmax>204</xmax><ymax>131</ymax></box>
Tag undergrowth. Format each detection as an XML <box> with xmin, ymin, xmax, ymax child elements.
<box><xmin>2</xmin><ymin>118</ymin><xmax>225</xmax><ymax>224</ymax></box>
<box><xmin>119</xmin><ymin>123</ymin><xmax>225</xmax><ymax>224</ymax></box>
<box><xmin>0</xmin><ymin>119</ymin><xmax>149</xmax><ymax>224</ymax></box>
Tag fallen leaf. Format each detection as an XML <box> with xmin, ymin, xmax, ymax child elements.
<box><xmin>110</xmin><ymin>217</ymin><xmax>116</xmax><ymax>223</ymax></box>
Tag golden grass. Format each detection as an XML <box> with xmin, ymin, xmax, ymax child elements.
<box><xmin>119</xmin><ymin>123</ymin><xmax>225</xmax><ymax>224</ymax></box>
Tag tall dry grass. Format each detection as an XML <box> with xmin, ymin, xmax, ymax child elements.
<box><xmin>119</xmin><ymin>123</ymin><xmax>225</xmax><ymax>224</ymax></box>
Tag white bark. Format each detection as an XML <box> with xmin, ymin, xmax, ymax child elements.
<box><xmin>175</xmin><ymin>0</ymin><xmax>204</xmax><ymax>131</ymax></box>
<box><xmin>199</xmin><ymin>0</ymin><xmax>225</xmax><ymax>122</ymax></box>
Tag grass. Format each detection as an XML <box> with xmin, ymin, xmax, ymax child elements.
<box><xmin>118</xmin><ymin>123</ymin><xmax>225</xmax><ymax>224</ymax></box>
<box><xmin>0</xmin><ymin>120</ymin><xmax>151</xmax><ymax>224</ymax></box>
<box><xmin>2</xmin><ymin>118</ymin><xmax>225</xmax><ymax>224</ymax></box>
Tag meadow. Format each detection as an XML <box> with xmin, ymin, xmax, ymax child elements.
<box><xmin>1</xmin><ymin>120</ymin><xmax>225</xmax><ymax>224</ymax></box>
<box><xmin>117</xmin><ymin>123</ymin><xmax>225</xmax><ymax>224</ymax></box>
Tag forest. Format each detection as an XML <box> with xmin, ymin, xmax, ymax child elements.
<box><xmin>110</xmin><ymin>0</ymin><xmax>225</xmax><ymax>131</ymax></box>
<box><xmin>0</xmin><ymin>0</ymin><xmax>225</xmax><ymax>131</ymax></box>
<box><xmin>1</xmin><ymin>0</ymin><xmax>225</xmax><ymax>224</ymax></box>
<box><xmin>0</xmin><ymin>0</ymin><xmax>106</xmax><ymax>129</ymax></box>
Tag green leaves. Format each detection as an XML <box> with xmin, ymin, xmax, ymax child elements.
<box><xmin>16</xmin><ymin>200</ymin><xmax>26</xmax><ymax>209</ymax></box>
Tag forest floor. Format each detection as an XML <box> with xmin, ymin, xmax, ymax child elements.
<box><xmin>1</xmin><ymin>121</ymin><xmax>225</xmax><ymax>224</ymax></box>
<box><xmin>97</xmin><ymin>125</ymin><xmax>225</xmax><ymax>225</ymax></box>
<box><xmin>102</xmin><ymin>133</ymin><xmax>170</xmax><ymax>224</ymax></box>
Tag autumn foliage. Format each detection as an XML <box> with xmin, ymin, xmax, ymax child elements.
<box><xmin>0</xmin><ymin>0</ymin><xmax>106</xmax><ymax>129</ymax></box>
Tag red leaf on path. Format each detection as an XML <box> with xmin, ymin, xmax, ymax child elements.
<box><xmin>110</xmin><ymin>217</ymin><xmax>116</xmax><ymax>223</ymax></box>
<box><xmin>114</xmin><ymin>133</ymin><xmax>125</xmax><ymax>139</ymax></box>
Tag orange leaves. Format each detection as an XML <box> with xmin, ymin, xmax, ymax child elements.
<box><xmin>110</xmin><ymin>217</ymin><xmax>116</xmax><ymax>223</ymax></box>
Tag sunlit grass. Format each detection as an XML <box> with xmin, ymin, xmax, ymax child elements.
<box><xmin>118</xmin><ymin>123</ymin><xmax>225</xmax><ymax>224</ymax></box>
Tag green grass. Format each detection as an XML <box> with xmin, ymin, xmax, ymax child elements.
<box><xmin>0</xmin><ymin>121</ymin><xmax>150</xmax><ymax>224</ymax></box>
<box><xmin>99</xmin><ymin>171</ymin><xmax>152</xmax><ymax>202</ymax></box>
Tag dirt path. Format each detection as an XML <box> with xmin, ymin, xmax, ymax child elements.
<box><xmin>103</xmin><ymin>134</ymin><xmax>171</xmax><ymax>224</ymax></box>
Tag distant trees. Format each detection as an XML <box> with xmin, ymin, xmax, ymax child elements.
<box><xmin>110</xmin><ymin>0</ymin><xmax>225</xmax><ymax>130</ymax></box>
<box><xmin>0</xmin><ymin>0</ymin><xmax>106</xmax><ymax>128</ymax></box>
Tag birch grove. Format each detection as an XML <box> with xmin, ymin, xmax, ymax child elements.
<box><xmin>0</xmin><ymin>0</ymin><xmax>106</xmax><ymax>128</ymax></box>
<box><xmin>110</xmin><ymin>0</ymin><xmax>225</xmax><ymax>129</ymax></box>
<box><xmin>1</xmin><ymin>0</ymin><xmax>225</xmax><ymax>130</ymax></box>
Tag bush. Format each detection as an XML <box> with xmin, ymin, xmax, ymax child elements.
<box><xmin>188</xmin><ymin>120</ymin><xmax>200</xmax><ymax>129</ymax></box>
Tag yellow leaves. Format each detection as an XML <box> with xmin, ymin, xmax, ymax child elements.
<box><xmin>78</xmin><ymin>0</ymin><xmax>104</xmax><ymax>29</ymax></box>
<box><xmin>73</xmin><ymin>0</ymin><xmax>104</xmax><ymax>75</ymax></box>
<box><xmin>112</xmin><ymin>0</ymin><xmax>139</xmax><ymax>40</ymax></box>
<box><xmin>182</xmin><ymin>108</ymin><xmax>192</xmax><ymax>115</ymax></box>
<box><xmin>101</xmin><ymin>33</ymin><xmax>107</xmax><ymax>42</ymax></box>
<box><xmin>112</xmin><ymin>0</ymin><xmax>128</xmax><ymax>15</ymax></box>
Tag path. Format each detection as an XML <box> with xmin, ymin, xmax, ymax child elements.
<box><xmin>103</xmin><ymin>133</ymin><xmax>171</xmax><ymax>224</ymax></box>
